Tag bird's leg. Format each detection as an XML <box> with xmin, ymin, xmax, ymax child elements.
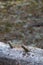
<box><xmin>21</xmin><ymin>45</ymin><xmax>30</xmax><ymax>53</ymax></box>
<box><xmin>7</xmin><ymin>41</ymin><xmax>13</xmax><ymax>48</ymax></box>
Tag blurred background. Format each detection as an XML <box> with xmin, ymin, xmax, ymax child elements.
<box><xmin>0</xmin><ymin>0</ymin><xmax>43</xmax><ymax>48</ymax></box>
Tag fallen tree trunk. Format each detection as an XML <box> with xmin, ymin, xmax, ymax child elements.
<box><xmin>0</xmin><ymin>43</ymin><xmax>43</xmax><ymax>65</ymax></box>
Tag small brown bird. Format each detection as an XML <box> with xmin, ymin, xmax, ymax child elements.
<box><xmin>21</xmin><ymin>45</ymin><xmax>30</xmax><ymax>53</ymax></box>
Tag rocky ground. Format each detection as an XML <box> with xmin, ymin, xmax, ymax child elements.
<box><xmin>0</xmin><ymin>0</ymin><xmax>43</xmax><ymax>48</ymax></box>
